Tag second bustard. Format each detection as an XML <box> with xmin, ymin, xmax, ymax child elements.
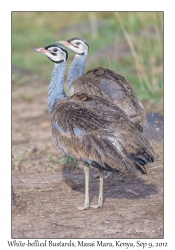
<box><xmin>34</xmin><ymin>44</ymin><xmax>154</xmax><ymax>210</ymax></box>
<box><xmin>58</xmin><ymin>37</ymin><xmax>145</xmax><ymax>132</ymax></box>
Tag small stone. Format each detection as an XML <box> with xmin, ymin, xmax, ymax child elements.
<box><xmin>60</xmin><ymin>179</ymin><xmax>76</xmax><ymax>192</ymax></box>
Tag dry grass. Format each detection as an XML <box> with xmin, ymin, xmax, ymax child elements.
<box><xmin>115</xmin><ymin>12</ymin><xmax>163</xmax><ymax>111</ymax></box>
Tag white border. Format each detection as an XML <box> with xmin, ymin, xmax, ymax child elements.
<box><xmin>1</xmin><ymin>0</ymin><xmax>175</xmax><ymax>249</ymax></box>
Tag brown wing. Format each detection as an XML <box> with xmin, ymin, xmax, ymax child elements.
<box><xmin>51</xmin><ymin>93</ymin><xmax>154</xmax><ymax>175</ymax></box>
<box><xmin>70</xmin><ymin>74</ymin><xmax>112</xmax><ymax>103</ymax></box>
<box><xmin>71</xmin><ymin>67</ymin><xmax>146</xmax><ymax>131</ymax></box>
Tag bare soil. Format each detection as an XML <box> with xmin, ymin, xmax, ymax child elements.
<box><xmin>12</xmin><ymin>75</ymin><xmax>163</xmax><ymax>239</ymax></box>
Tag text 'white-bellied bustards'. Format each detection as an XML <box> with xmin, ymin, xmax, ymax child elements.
<box><xmin>58</xmin><ymin>38</ymin><xmax>145</xmax><ymax>133</ymax></box>
<box><xmin>34</xmin><ymin>44</ymin><xmax>154</xmax><ymax>210</ymax></box>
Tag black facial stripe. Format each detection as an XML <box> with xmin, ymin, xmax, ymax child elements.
<box><xmin>46</xmin><ymin>57</ymin><xmax>65</xmax><ymax>64</ymax></box>
<box><xmin>50</xmin><ymin>52</ymin><xmax>57</xmax><ymax>56</ymax></box>
<box><xmin>55</xmin><ymin>59</ymin><xmax>64</xmax><ymax>64</ymax></box>
<box><xmin>78</xmin><ymin>52</ymin><xmax>85</xmax><ymax>55</ymax></box>
<box><xmin>45</xmin><ymin>44</ymin><xmax>59</xmax><ymax>50</ymax></box>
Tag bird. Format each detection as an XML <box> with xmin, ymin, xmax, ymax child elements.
<box><xmin>58</xmin><ymin>38</ymin><xmax>146</xmax><ymax>133</ymax></box>
<box><xmin>34</xmin><ymin>44</ymin><xmax>154</xmax><ymax>210</ymax></box>
<box><xmin>58</xmin><ymin>37</ymin><xmax>146</xmax><ymax>179</ymax></box>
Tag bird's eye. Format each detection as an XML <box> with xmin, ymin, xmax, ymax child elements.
<box><xmin>75</xmin><ymin>42</ymin><xmax>80</xmax><ymax>45</ymax></box>
<box><xmin>53</xmin><ymin>48</ymin><xmax>57</xmax><ymax>52</ymax></box>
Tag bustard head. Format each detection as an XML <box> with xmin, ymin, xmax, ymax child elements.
<box><xmin>33</xmin><ymin>44</ymin><xmax>68</xmax><ymax>63</ymax></box>
<box><xmin>57</xmin><ymin>38</ymin><xmax>89</xmax><ymax>55</ymax></box>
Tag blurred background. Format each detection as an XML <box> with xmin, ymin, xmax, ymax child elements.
<box><xmin>12</xmin><ymin>11</ymin><xmax>163</xmax><ymax>113</ymax></box>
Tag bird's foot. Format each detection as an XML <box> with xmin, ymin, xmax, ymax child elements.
<box><xmin>90</xmin><ymin>204</ymin><xmax>103</xmax><ymax>209</ymax></box>
<box><xmin>77</xmin><ymin>205</ymin><xmax>90</xmax><ymax>211</ymax></box>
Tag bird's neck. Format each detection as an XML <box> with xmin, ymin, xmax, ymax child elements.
<box><xmin>48</xmin><ymin>62</ymin><xmax>67</xmax><ymax>113</ymax></box>
<box><xmin>67</xmin><ymin>53</ymin><xmax>87</xmax><ymax>89</ymax></box>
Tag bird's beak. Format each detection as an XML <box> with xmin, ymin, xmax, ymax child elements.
<box><xmin>33</xmin><ymin>48</ymin><xmax>48</xmax><ymax>53</ymax></box>
<box><xmin>57</xmin><ymin>40</ymin><xmax>72</xmax><ymax>47</ymax></box>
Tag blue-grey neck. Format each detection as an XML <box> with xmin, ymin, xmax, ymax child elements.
<box><xmin>67</xmin><ymin>53</ymin><xmax>87</xmax><ymax>89</ymax></box>
<box><xmin>48</xmin><ymin>62</ymin><xmax>67</xmax><ymax>113</ymax></box>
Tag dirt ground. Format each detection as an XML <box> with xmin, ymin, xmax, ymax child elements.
<box><xmin>12</xmin><ymin>74</ymin><xmax>163</xmax><ymax>239</ymax></box>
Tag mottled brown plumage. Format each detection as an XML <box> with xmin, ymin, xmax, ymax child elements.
<box><xmin>52</xmin><ymin>92</ymin><xmax>154</xmax><ymax>175</ymax></box>
<box><xmin>71</xmin><ymin>67</ymin><xmax>145</xmax><ymax>131</ymax></box>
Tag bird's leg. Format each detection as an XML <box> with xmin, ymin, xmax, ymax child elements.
<box><xmin>91</xmin><ymin>169</ymin><xmax>104</xmax><ymax>208</ymax></box>
<box><xmin>77</xmin><ymin>164</ymin><xmax>90</xmax><ymax>210</ymax></box>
